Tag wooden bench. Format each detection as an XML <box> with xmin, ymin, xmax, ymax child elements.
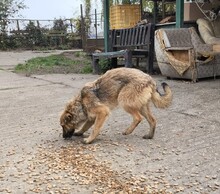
<box><xmin>47</xmin><ymin>30</ymin><xmax>67</xmax><ymax>45</ymax></box>
<box><xmin>92</xmin><ymin>23</ymin><xmax>155</xmax><ymax>74</ymax></box>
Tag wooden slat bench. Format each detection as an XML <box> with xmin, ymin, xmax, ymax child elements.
<box><xmin>92</xmin><ymin>23</ymin><xmax>155</xmax><ymax>74</ymax></box>
<box><xmin>47</xmin><ymin>30</ymin><xmax>67</xmax><ymax>45</ymax></box>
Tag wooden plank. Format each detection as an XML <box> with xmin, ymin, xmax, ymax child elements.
<box><xmin>121</xmin><ymin>29</ymin><xmax>126</xmax><ymax>46</ymax></box>
<box><xmin>131</xmin><ymin>27</ymin><xmax>135</xmax><ymax>45</ymax></box>
<box><xmin>137</xmin><ymin>26</ymin><xmax>143</xmax><ymax>45</ymax></box>
<box><xmin>142</xmin><ymin>25</ymin><xmax>147</xmax><ymax>44</ymax></box>
<box><xmin>119</xmin><ymin>29</ymin><xmax>123</xmax><ymax>46</ymax></box>
<box><xmin>124</xmin><ymin>29</ymin><xmax>129</xmax><ymax>46</ymax></box>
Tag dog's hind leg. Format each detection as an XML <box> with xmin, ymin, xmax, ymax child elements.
<box><xmin>83</xmin><ymin>105</ymin><xmax>110</xmax><ymax>144</ymax></box>
<box><xmin>141</xmin><ymin>104</ymin><xmax>156</xmax><ymax>139</ymax></box>
<box><xmin>122</xmin><ymin>107</ymin><xmax>142</xmax><ymax>135</ymax></box>
<box><xmin>74</xmin><ymin>120</ymin><xmax>95</xmax><ymax>136</ymax></box>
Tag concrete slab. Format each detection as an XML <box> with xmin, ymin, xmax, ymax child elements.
<box><xmin>0</xmin><ymin>51</ymin><xmax>220</xmax><ymax>193</ymax></box>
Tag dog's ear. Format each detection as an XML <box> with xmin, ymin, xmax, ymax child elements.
<box><xmin>64</xmin><ymin>112</ymin><xmax>72</xmax><ymax>122</ymax></box>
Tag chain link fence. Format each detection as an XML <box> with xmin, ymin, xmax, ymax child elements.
<box><xmin>0</xmin><ymin>8</ymin><xmax>104</xmax><ymax>51</ymax></box>
<box><xmin>0</xmin><ymin>18</ymin><xmax>82</xmax><ymax>50</ymax></box>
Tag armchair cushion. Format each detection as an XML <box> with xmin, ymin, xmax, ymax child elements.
<box><xmin>196</xmin><ymin>17</ymin><xmax>220</xmax><ymax>45</ymax></box>
<box><xmin>162</xmin><ymin>28</ymin><xmax>192</xmax><ymax>48</ymax></box>
<box><xmin>212</xmin><ymin>18</ymin><xmax>220</xmax><ymax>38</ymax></box>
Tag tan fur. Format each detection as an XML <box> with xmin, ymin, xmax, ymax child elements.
<box><xmin>60</xmin><ymin>67</ymin><xmax>172</xmax><ymax>144</ymax></box>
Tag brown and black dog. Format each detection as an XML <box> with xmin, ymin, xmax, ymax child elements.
<box><xmin>60</xmin><ymin>67</ymin><xmax>172</xmax><ymax>144</ymax></box>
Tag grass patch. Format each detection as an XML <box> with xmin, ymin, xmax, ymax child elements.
<box><xmin>14</xmin><ymin>51</ymin><xmax>93</xmax><ymax>75</ymax></box>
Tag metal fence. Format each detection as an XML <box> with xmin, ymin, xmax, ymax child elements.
<box><xmin>0</xmin><ymin>18</ymin><xmax>82</xmax><ymax>50</ymax></box>
<box><xmin>0</xmin><ymin>8</ymin><xmax>104</xmax><ymax>51</ymax></box>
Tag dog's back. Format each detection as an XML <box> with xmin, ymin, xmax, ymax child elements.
<box><xmin>89</xmin><ymin>68</ymin><xmax>171</xmax><ymax>110</ymax></box>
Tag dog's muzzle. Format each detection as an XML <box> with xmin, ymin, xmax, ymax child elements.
<box><xmin>62</xmin><ymin>127</ymin><xmax>74</xmax><ymax>139</ymax></box>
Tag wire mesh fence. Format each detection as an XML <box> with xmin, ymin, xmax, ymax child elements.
<box><xmin>0</xmin><ymin>11</ymin><xmax>104</xmax><ymax>51</ymax></box>
<box><xmin>0</xmin><ymin>18</ymin><xmax>81</xmax><ymax>50</ymax></box>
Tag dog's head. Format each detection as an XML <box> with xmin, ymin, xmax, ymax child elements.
<box><xmin>60</xmin><ymin>110</ymin><xmax>76</xmax><ymax>139</ymax></box>
<box><xmin>60</xmin><ymin>97</ymin><xmax>87</xmax><ymax>139</ymax></box>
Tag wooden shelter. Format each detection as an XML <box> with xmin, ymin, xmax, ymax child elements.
<box><xmin>103</xmin><ymin>0</ymin><xmax>184</xmax><ymax>52</ymax></box>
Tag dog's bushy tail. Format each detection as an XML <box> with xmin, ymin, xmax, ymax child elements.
<box><xmin>151</xmin><ymin>82</ymin><xmax>172</xmax><ymax>108</ymax></box>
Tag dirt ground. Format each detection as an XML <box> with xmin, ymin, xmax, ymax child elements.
<box><xmin>0</xmin><ymin>50</ymin><xmax>220</xmax><ymax>194</ymax></box>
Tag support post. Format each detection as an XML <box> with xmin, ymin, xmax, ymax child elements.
<box><xmin>176</xmin><ymin>1</ymin><xmax>184</xmax><ymax>28</ymax></box>
<box><xmin>153</xmin><ymin>1</ymin><xmax>158</xmax><ymax>24</ymax></box>
<box><xmin>104</xmin><ymin>0</ymin><xmax>110</xmax><ymax>52</ymax></box>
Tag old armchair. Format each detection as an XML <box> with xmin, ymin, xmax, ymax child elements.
<box><xmin>154</xmin><ymin>27</ymin><xmax>220</xmax><ymax>82</ymax></box>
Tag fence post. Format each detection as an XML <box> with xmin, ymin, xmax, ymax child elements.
<box><xmin>16</xmin><ymin>20</ymin><xmax>20</xmax><ymax>34</ymax></box>
<box><xmin>80</xmin><ymin>4</ymin><xmax>87</xmax><ymax>50</ymax></box>
<box><xmin>70</xmin><ymin>19</ymin><xmax>73</xmax><ymax>33</ymax></box>
<box><xmin>95</xmin><ymin>9</ymin><xmax>98</xmax><ymax>48</ymax></box>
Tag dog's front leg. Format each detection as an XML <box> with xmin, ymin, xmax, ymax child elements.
<box><xmin>74</xmin><ymin>120</ymin><xmax>95</xmax><ymax>136</ymax></box>
<box><xmin>83</xmin><ymin>106</ymin><xmax>109</xmax><ymax>144</ymax></box>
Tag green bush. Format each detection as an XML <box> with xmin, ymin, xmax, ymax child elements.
<box><xmin>99</xmin><ymin>59</ymin><xmax>111</xmax><ymax>73</ymax></box>
<box><xmin>81</xmin><ymin>64</ymin><xmax>93</xmax><ymax>74</ymax></box>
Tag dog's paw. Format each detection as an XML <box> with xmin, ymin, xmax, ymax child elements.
<box><xmin>82</xmin><ymin>138</ymin><xmax>91</xmax><ymax>144</ymax></box>
<box><xmin>122</xmin><ymin>131</ymin><xmax>127</xmax><ymax>135</ymax></box>
<box><xmin>122</xmin><ymin>129</ymin><xmax>132</xmax><ymax>135</ymax></box>
<box><xmin>74</xmin><ymin>132</ymin><xmax>84</xmax><ymax>136</ymax></box>
<box><xmin>142</xmin><ymin>134</ymin><xmax>153</xmax><ymax>139</ymax></box>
